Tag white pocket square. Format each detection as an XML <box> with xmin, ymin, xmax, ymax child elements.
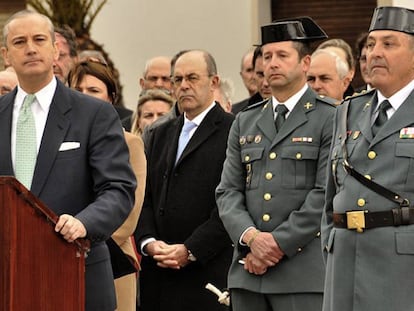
<box><xmin>59</xmin><ymin>141</ymin><xmax>80</xmax><ymax>151</ymax></box>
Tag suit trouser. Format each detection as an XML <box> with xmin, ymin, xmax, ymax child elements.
<box><xmin>231</xmin><ymin>288</ymin><xmax>322</xmax><ymax>311</ymax></box>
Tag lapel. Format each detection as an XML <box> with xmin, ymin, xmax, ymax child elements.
<box><xmin>165</xmin><ymin>116</ymin><xmax>183</xmax><ymax>169</ymax></box>
<box><xmin>30</xmin><ymin>81</ymin><xmax>71</xmax><ymax>196</ymax></box>
<box><xmin>370</xmin><ymin>89</ymin><xmax>414</xmax><ymax>147</ymax></box>
<box><xmin>174</xmin><ymin>103</ymin><xmax>222</xmax><ymax>167</ymax></box>
<box><xmin>256</xmin><ymin>99</ymin><xmax>277</xmax><ymax>142</ymax></box>
<box><xmin>270</xmin><ymin>88</ymin><xmax>313</xmax><ymax>148</ymax></box>
<box><xmin>356</xmin><ymin>93</ymin><xmax>376</xmax><ymax>144</ymax></box>
<box><xmin>0</xmin><ymin>89</ymin><xmax>17</xmax><ymax>175</ymax></box>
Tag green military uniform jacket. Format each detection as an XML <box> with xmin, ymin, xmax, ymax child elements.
<box><xmin>217</xmin><ymin>86</ymin><xmax>335</xmax><ymax>295</ymax></box>
<box><xmin>322</xmin><ymin>88</ymin><xmax>414</xmax><ymax>311</ymax></box>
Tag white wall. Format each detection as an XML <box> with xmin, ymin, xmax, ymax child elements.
<box><xmin>90</xmin><ymin>0</ymin><xmax>271</xmax><ymax>109</ymax></box>
<box><xmin>377</xmin><ymin>0</ymin><xmax>414</xmax><ymax>9</ymax></box>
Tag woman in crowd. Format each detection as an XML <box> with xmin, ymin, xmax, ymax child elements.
<box><xmin>68</xmin><ymin>59</ymin><xmax>146</xmax><ymax>311</ymax></box>
<box><xmin>130</xmin><ymin>89</ymin><xmax>174</xmax><ymax>136</ymax></box>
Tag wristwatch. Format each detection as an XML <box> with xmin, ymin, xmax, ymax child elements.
<box><xmin>187</xmin><ymin>249</ymin><xmax>197</xmax><ymax>262</ymax></box>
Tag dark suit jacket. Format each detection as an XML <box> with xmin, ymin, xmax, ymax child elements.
<box><xmin>136</xmin><ymin>103</ymin><xmax>234</xmax><ymax>311</ymax></box>
<box><xmin>231</xmin><ymin>92</ymin><xmax>263</xmax><ymax>115</ymax></box>
<box><xmin>0</xmin><ymin>80</ymin><xmax>136</xmax><ymax>311</ymax></box>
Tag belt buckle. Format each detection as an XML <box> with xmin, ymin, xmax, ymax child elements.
<box><xmin>346</xmin><ymin>211</ymin><xmax>366</xmax><ymax>233</ymax></box>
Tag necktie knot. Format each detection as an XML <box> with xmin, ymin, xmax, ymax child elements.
<box><xmin>22</xmin><ymin>94</ymin><xmax>36</xmax><ymax>110</ymax></box>
<box><xmin>275</xmin><ymin>104</ymin><xmax>289</xmax><ymax>116</ymax></box>
<box><xmin>182</xmin><ymin>121</ymin><xmax>197</xmax><ymax>134</ymax></box>
<box><xmin>378</xmin><ymin>100</ymin><xmax>391</xmax><ymax>113</ymax></box>
<box><xmin>372</xmin><ymin>100</ymin><xmax>391</xmax><ymax>136</ymax></box>
<box><xmin>275</xmin><ymin>104</ymin><xmax>289</xmax><ymax>132</ymax></box>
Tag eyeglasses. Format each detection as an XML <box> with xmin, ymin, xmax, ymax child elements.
<box><xmin>171</xmin><ymin>73</ymin><xmax>212</xmax><ymax>87</ymax></box>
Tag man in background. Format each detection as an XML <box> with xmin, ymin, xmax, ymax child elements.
<box><xmin>232</xmin><ymin>46</ymin><xmax>272</xmax><ymax>115</ymax></box>
<box><xmin>139</xmin><ymin>56</ymin><xmax>172</xmax><ymax>95</ymax></box>
<box><xmin>136</xmin><ymin>49</ymin><xmax>234</xmax><ymax>311</ymax></box>
<box><xmin>53</xmin><ymin>25</ymin><xmax>78</xmax><ymax>84</ymax></box>
<box><xmin>0</xmin><ymin>67</ymin><xmax>18</xmax><ymax>95</ymax></box>
<box><xmin>307</xmin><ymin>48</ymin><xmax>352</xmax><ymax>102</ymax></box>
<box><xmin>232</xmin><ymin>49</ymin><xmax>258</xmax><ymax>113</ymax></box>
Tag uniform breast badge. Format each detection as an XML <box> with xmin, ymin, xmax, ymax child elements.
<box><xmin>400</xmin><ymin>127</ymin><xmax>414</xmax><ymax>139</ymax></box>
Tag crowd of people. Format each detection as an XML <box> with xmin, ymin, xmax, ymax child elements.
<box><xmin>1</xmin><ymin>4</ymin><xmax>414</xmax><ymax>311</ymax></box>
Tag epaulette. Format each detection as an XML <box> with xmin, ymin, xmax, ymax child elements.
<box><xmin>315</xmin><ymin>94</ymin><xmax>337</xmax><ymax>107</ymax></box>
<box><xmin>240</xmin><ymin>98</ymin><xmax>269</xmax><ymax>112</ymax></box>
<box><xmin>344</xmin><ymin>88</ymin><xmax>376</xmax><ymax>101</ymax></box>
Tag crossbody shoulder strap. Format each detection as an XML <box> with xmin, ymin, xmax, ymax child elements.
<box><xmin>339</xmin><ymin>100</ymin><xmax>409</xmax><ymax>207</ymax></box>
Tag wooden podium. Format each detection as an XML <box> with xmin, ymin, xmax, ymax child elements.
<box><xmin>0</xmin><ymin>176</ymin><xmax>89</xmax><ymax>311</ymax></box>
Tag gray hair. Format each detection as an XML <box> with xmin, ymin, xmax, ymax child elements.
<box><xmin>311</xmin><ymin>49</ymin><xmax>349</xmax><ymax>79</ymax></box>
<box><xmin>3</xmin><ymin>10</ymin><xmax>55</xmax><ymax>47</ymax></box>
<box><xmin>218</xmin><ymin>77</ymin><xmax>234</xmax><ymax>105</ymax></box>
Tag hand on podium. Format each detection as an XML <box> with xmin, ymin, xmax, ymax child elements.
<box><xmin>55</xmin><ymin>214</ymin><xmax>87</xmax><ymax>242</ymax></box>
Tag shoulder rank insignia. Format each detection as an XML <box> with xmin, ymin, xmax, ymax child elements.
<box><xmin>316</xmin><ymin>95</ymin><xmax>336</xmax><ymax>107</ymax></box>
<box><xmin>241</xmin><ymin>98</ymin><xmax>268</xmax><ymax>112</ymax></box>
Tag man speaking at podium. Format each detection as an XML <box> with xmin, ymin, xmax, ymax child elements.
<box><xmin>0</xmin><ymin>10</ymin><xmax>136</xmax><ymax>311</ymax></box>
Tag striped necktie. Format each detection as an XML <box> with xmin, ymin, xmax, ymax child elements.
<box><xmin>15</xmin><ymin>94</ymin><xmax>37</xmax><ymax>189</ymax></box>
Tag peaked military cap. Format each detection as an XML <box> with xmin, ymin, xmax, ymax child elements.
<box><xmin>261</xmin><ymin>16</ymin><xmax>327</xmax><ymax>45</ymax></box>
<box><xmin>369</xmin><ymin>6</ymin><xmax>414</xmax><ymax>35</ymax></box>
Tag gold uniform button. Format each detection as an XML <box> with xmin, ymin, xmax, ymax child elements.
<box><xmin>297</xmin><ymin>247</ymin><xmax>302</xmax><ymax>252</ymax></box>
<box><xmin>262</xmin><ymin>214</ymin><xmax>270</xmax><ymax>222</ymax></box>
<box><xmin>264</xmin><ymin>193</ymin><xmax>272</xmax><ymax>201</ymax></box>
<box><xmin>296</xmin><ymin>153</ymin><xmax>302</xmax><ymax>160</ymax></box>
<box><xmin>316</xmin><ymin>231</ymin><xmax>321</xmax><ymax>237</ymax></box>
<box><xmin>368</xmin><ymin>151</ymin><xmax>376</xmax><ymax>159</ymax></box>
<box><xmin>357</xmin><ymin>198</ymin><xmax>366</xmax><ymax>207</ymax></box>
<box><xmin>265</xmin><ymin>172</ymin><xmax>273</xmax><ymax>180</ymax></box>
<box><xmin>364</xmin><ymin>175</ymin><xmax>371</xmax><ymax>180</ymax></box>
<box><xmin>269</xmin><ymin>152</ymin><xmax>277</xmax><ymax>160</ymax></box>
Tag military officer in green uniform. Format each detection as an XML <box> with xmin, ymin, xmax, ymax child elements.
<box><xmin>321</xmin><ymin>6</ymin><xmax>414</xmax><ymax>311</ymax></box>
<box><xmin>216</xmin><ymin>17</ymin><xmax>336</xmax><ymax>311</ymax></box>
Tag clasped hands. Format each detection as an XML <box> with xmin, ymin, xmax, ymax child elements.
<box><xmin>145</xmin><ymin>240</ymin><xmax>190</xmax><ymax>269</ymax></box>
<box><xmin>242</xmin><ymin>230</ymin><xmax>284</xmax><ymax>276</ymax></box>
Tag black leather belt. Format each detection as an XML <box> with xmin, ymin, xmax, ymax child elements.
<box><xmin>333</xmin><ymin>207</ymin><xmax>414</xmax><ymax>233</ymax></box>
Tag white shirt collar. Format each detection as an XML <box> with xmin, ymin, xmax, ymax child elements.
<box><xmin>183</xmin><ymin>101</ymin><xmax>216</xmax><ymax>126</ymax></box>
<box><xmin>271</xmin><ymin>84</ymin><xmax>308</xmax><ymax>116</ymax></box>
<box><xmin>15</xmin><ymin>77</ymin><xmax>57</xmax><ymax>112</ymax></box>
<box><xmin>376</xmin><ymin>79</ymin><xmax>414</xmax><ymax>112</ymax></box>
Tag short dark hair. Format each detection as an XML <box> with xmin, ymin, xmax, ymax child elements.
<box><xmin>355</xmin><ymin>32</ymin><xmax>368</xmax><ymax>60</ymax></box>
<box><xmin>252</xmin><ymin>46</ymin><xmax>263</xmax><ymax>70</ymax></box>
<box><xmin>55</xmin><ymin>25</ymin><xmax>78</xmax><ymax>57</ymax></box>
<box><xmin>292</xmin><ymin>41</ymin><xmax>312</xmax><ymax>59</ymax></box>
